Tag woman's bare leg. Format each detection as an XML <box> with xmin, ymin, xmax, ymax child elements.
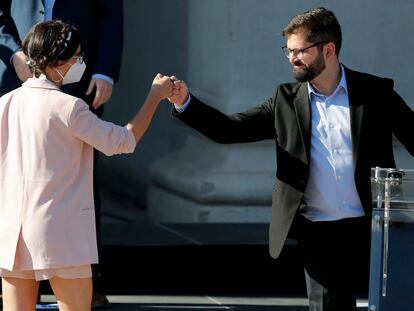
<box><xmin>49</xmin><ymin>277</ymin><xmax>92</xmax><ymax>311</ymax></box>
<box><xmin>1</xmin><ymin>277</ymin><xmax>39</xmax><ymax>311</ymax></box>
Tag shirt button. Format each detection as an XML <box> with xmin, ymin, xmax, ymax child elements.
<box><xmin>329</xmin><ymin>123</ymin><xmax>335</xmax><ymax>128</ymax></box>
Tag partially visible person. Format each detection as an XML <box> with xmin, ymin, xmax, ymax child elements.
<box><xmin>0</xmin><ymin>20</ymin><xmax>171</xmax><ymax>311</ymax></box>
<box><xmin>0</xmin><ymin>0</ymin><xmax>123</xmax><ymax>107</ymax></box>
<box><xmin>0</xmin><ymin>1</ymin><xmax>124</xmax><ymax>304</ymax></box>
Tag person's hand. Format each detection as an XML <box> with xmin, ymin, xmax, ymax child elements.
<box><xmin>150</xmin><ymin>73</ymin><xmax>173</xmax><ymax>100</ymax></box>
<box><xmin>86</xmin><ymin>78</ymin><xmax>113</xmax><ymax>109</ymax></box>
<box><xmin>12</xmin><ymin>50</ymin><xmax>32</xmax><ymax>82</ymax></box>
<box><xmin>168</xmin><ymin>76</ymin><xmax>189</xmax><ymax>106</ymax></box>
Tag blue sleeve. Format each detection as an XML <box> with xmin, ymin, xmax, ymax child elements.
<box><xmin>0</xmin><ymin>0</ymin><xmax>22</xmax><ymax>68</ymax></box>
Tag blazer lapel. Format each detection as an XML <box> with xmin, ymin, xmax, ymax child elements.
<box><xmin>344</xmin><ymin>67</ymin><xmax>364</xmax><ymax>169</ymax></box>
<box><xmin>293</xmin><ymin>83</ymin><xmax>311</xmax><ymax>164</ymax></box>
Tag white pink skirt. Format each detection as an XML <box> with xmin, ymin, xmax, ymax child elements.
<box><xmin>0</xmin><ymin>232</ymin><xmax>91</xmax><ymax>281</ymax></box>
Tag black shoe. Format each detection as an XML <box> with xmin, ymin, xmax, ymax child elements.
<box><xmin>92</xmin><ymin>289</ymin><xmax>109</xmax><ymax>309</ymax></box>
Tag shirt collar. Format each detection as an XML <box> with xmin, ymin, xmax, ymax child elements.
<box><xmin>307</xmin><ymin>63</ymin><xmax>348</xmax><ymax>99</ymax></box>
<box><xmin>22</xmin><ymin>77</ymin><xmax>61</xmax><ymax>91</ymax></box>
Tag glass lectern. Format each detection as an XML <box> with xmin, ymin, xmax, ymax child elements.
<box><xmin>369</xmin><ymin>167</ymin><xmax>414</xmax><ymax>311</ymax></box>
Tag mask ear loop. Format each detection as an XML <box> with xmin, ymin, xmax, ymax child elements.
<box><xmin>51</xmin><ymin>67</ymin><xmax>64</xmax><ymax>83</ymax></box>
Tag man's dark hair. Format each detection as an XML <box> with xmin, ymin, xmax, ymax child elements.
<box><xmin>282</xmin><ymin>7</ymin><xmax>342</xmax><ymax>56</ymax></box>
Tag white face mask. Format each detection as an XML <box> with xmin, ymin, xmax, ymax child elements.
<box><xmin>54</xmin><ymin>60</ymin><xmax>86</xmax><ymax>85</ymax></box>
<box><xmin>62</xmin><ymin>60</ymin><xmax>86</xmax><ymax>85</ymax></box>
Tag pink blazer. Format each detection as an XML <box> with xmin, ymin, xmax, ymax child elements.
<box><xmin>0</xmin><ymin>78</ymin><xmax>136</xmax><ymax>270</ymax></box>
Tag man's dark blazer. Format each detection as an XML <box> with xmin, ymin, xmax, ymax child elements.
<box><xmin>0</xmin><ymin>0</ymin><xmax>123</xmax><ymax>106</ymax></box>
<box><xmin>174</xmin><ymin>66</ymin><xmax>414</xmax><ymax>259</ymax></box>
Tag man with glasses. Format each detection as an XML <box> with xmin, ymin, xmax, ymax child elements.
<box><xmin>167</xmin><ymin>7</ymin><xmax>414</xmax><ymax>311</ymax></box>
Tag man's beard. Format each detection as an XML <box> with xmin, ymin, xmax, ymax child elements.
<box><xmin>293</xmin><ymin>53</ymin><xmax>326</xmax><ymax>82</ymax></box>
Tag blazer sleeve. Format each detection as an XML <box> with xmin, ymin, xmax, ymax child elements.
<box><xmin>68</xmin><ymin>98</ymin><xmax>136</xmax><ymax>156</ymax></box>
<box><xmin>93</xmin><ymin>0</ymin><xmax>124</xmax><ymax>82</ymax></box>
<box><xmin>387</xmin><ymin>81</ymin><xmax>414</xmax><ymax>156</ymax></box>
<box><xmin>0</xmin><ymin>0</ymin><xmax>22</xmax><ymax>68</ymax></box>
<box><xmin>173</xmin><ymin>93</ymin><xmax>277</xmax><ymax>144</ymax></box>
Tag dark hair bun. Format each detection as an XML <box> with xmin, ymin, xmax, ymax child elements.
<box><xmin>22</xmin><ymin>20</ymin><xmax>81</xmax><ymax>77</ymax></box>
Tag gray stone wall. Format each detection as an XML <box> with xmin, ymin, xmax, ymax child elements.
<box><xmin>98</xmin><ymin>0</ymin><xmax>414</xmax><ymax>206</ymax></box>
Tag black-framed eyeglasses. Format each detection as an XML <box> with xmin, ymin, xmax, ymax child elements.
<box><xmin>282</xmin><ymin>41</ymin><xmax>328</xmax><ymax>59</ymax></box>
<box><xmin>72</xmin><ymin>52</ymin><xmax>84</xmax><ymax>64</ymax></box>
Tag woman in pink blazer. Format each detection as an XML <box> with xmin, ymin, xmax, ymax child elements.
<box><xmin>0</xmin><ymin>20</ymin><xmax>173</xmax><ymax>310</ymax></box>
